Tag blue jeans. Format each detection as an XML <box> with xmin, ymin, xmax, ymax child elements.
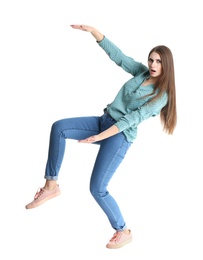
<box><xmin>45</xmin><ymin>113</ymin><xmax>131</xmax><ymax>231</ymax></box>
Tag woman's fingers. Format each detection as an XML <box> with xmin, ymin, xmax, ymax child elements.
<box><xmin>78</xmin><ymin>136</ymin><xmax>96</xmax><ymax>143</ymax></box>
<box><xmin>70</xmin><ymin>24</ymin><xmax>93</xmax><ymax>32</ymax></box>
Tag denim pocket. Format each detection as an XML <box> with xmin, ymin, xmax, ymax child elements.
<box><xmin>100</xmin><ymin>113</ymin><xmax>116</xmax><ymax>131</ymax></box>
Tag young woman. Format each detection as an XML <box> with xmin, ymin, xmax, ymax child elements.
<box><xmin>25</xmin><ymin>25</ymin><xmax>177</xmax><ymax>249</ymax></box>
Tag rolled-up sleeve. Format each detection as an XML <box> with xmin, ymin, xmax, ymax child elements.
<box><xmin>115</xmin><ymin>93</ymin><xmax>168</xmax><ymax>132</ymax></box>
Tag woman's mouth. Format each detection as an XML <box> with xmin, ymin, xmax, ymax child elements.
<box><xmin>150</xmin><ymin>69</ymin><xmax>156</xmax><ymax>74</ymax></box>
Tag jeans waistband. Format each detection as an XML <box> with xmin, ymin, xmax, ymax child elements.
<box><xmin>103</xmin><ymin>109</ymin><xmax>116</xmax><ymax>122</ymax></box>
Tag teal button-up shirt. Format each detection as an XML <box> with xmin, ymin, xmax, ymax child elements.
<box><xmin>98</xmin><ymin>36</ymin><xmax>168</xmax><ymax>143</ymax></box>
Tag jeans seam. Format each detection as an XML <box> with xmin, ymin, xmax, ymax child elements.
<box><xmin>98</xmin><ymin>137</ymin><xmax>129</xmax><ymax>229</ymax></box>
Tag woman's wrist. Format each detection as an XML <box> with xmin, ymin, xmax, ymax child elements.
<box><xmin>91</xmin><ymin>29</ymin><xmax>104</xmax><ymax>42</ymax></box>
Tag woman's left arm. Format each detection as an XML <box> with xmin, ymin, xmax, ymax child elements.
<box><xmin>78</xmin><ymin>125</ymin><xmax>119</xmax><ymax>143</ymax></box>
<box><xmin>115</xmin><ymin>93</ymin><xmax>168</xmax><ymax>132</ymax></box>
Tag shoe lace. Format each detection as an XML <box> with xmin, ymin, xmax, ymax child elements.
<box><xmin>34</xmin><ymin>188</ymin><xmax>44</xmax><ymax>200</ymax></box>
<box><xmin>109</xmin><ymin>231</ymin><xmax>123</xmax><ymax>242</ymax></box>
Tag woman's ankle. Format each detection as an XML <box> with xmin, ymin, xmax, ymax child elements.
<box><xmin>123</xmin><ymin>229</ymin><xmax>130</xmax><ymax>235</ymax></box>
<box><xmin>44</xmin><ymin>180</ymin><xmax>57</xmax><ymax>190</ymax></box>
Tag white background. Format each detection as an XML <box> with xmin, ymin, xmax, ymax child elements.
<box><xmin>0</xmin><ymin>0</ymin><xmax>202</xmax><ymax>259</ymax></box>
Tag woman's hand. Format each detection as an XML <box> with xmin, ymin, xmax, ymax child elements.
<box><xmin>70</xmin><ymin>24</ymin><xmax>104</xmax><ymax>42</ymax></box>
<box><xmin>78</xmin><ymin>125</ymin><xmax>119</xmax><ymax>144</ymax></box>
<box><xmin>70</xmin><ymin>24</ymin><xmax>95</xmax><ymax>32</ymax></box>
<box><xmin>78</xmin><ymin>135</ymin><xmax>99</xmax><ymax>144</ymax></box>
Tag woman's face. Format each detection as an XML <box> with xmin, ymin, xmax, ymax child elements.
<box><xmin>148</xmin><ymin>51</ymin><xmax>162</xmax><ymax>78</ymax></box>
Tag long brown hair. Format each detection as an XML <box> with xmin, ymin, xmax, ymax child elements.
<box><xmin>148</xmin><ymin>45</ymin><xmax>177</xmax><ymax>134</ymax></box>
